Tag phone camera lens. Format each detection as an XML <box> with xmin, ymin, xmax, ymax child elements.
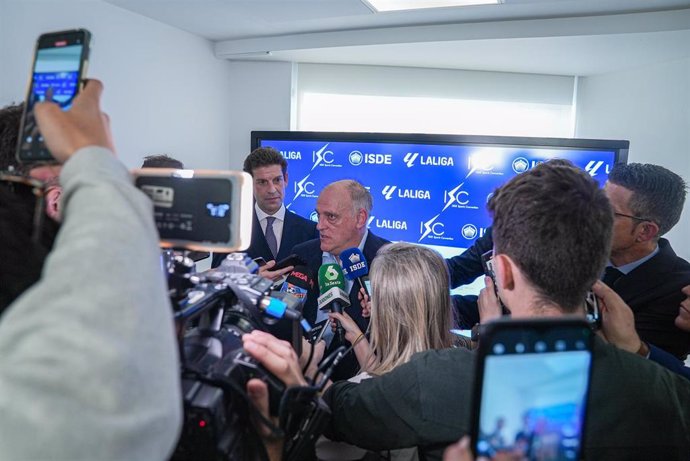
<box><xmin>535</xmin><ymin>341</ymin><xmax>546</xmax><ymax>352</ymax></box>
<box><xmin>555</xmin><ymin>340</ymin><xmax>566</xmax><ymax>351</ymax></box>
<box><xmin>492</xmin><ymin>343</ymin><xmax>505</xmax><ymax>355</ymax></box>
<box><xmin>515</xmin><ymin>343</ymin><xmax>526</xmax><ymax>353</ymax></box>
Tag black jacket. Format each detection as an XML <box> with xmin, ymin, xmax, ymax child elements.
<box><xmin>212</xmin><ymin>208</ymin><xmax>317</xmax><ymax>267</ymax></box>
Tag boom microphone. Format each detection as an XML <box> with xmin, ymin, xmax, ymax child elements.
<box><xmin>317</xmin><ymin>264</ymin><xmax>350</xmax><ymax>344</ymax></box>
<box><xmin>339</xmin><ymin>247</ymin><xmax>370</xmax><ymax>297</ymax></box>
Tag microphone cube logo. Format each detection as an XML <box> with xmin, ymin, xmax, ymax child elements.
<box><xmin>325</xmin><ymin>265</ymin><xmax>340</xmax><ymax>281</ymax></box>
<box><xmin>348</xmin><ymin>253</ymin><xmax>361</xmax><ymax>264</ymax></box>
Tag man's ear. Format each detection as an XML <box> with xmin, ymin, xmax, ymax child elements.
<box><xmin>355</xmin><ymin>208</ymin><xmax>368</xmax><ymax>229</ymax></box>
<box><xmin>635</xmin><ymin>220</ymin><xmax>659</xmax><ymax>243</ymax></box>
<box><xmin>283</xmin><ymin>171</ymin><xmax>288</xmax><ymax>187</ymax></box>
<box><xmin>45</xmin><ymin>187</ymin><xmax>62</xmax><ymax>222</ymax></box>
<box><xmin>493</xmin><ymin>253</ymin><xmax>515</xmax><ymax>292</ymax></box>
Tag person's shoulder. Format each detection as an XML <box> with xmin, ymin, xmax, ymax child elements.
<box><xmin>291</xmin><ymin>237</ymin><xmax>321</xmax><ymax>255</ymax></box>
<box><xmin>657</xmin><ymin>238</ymin><xmax>690</xmax><ymax>270</ymax></box>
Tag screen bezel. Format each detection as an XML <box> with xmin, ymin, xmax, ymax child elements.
<box><xmin>251</xmin><ymin>131</ymin><xmax>629</xmax><ymax>165</ymax></box>
<box><xmin>16</xmin><ymin>28</ymin><xmax>92</xmax><ymax>164</ymax></box>
<box><xmin>469</xmin><ymin>317</ymin><xmax>594</xmax><ymax>460</ymax></box>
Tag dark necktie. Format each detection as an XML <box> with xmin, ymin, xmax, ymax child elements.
<box><xmin>602</xmin><ymin>266</ymin><xmax>624</xmax><ymax>287</ymax></box>
<box><xmin>265</xmin><ymin>216</ymin><xmax>278</xmax><ymax>259</ymax></box>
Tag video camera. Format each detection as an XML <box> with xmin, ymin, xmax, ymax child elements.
<box><xmin>133</xmin><ymin>168</ymin><xmax>329</xmax><ymax>461</ymax></box>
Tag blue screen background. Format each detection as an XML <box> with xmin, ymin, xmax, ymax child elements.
<box><xmin>258</xmin><ymin>137</ymin><xmax>618</xmax><ymax>294</ymax></box>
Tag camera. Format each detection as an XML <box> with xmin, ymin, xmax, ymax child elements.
<box><xmin>133</xmin><ymin>169</ymin><xmax>329</xmax><ymax>461</ymax></box>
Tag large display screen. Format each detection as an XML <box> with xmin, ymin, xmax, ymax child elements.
<box><xmin>253</xmin><ymin>132</ymin><xmax>628</xmax><ymax>293</ymax></box>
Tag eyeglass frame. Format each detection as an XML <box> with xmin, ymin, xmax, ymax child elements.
<box><xmin>613</xmin><ymin>212</ymin><xmax>656</xmax><ymax>225</ymax></box>
<box><xmin>0</xmin><ymin>172</ymin><xmax>47</xmax><ymax>244</ymax></box>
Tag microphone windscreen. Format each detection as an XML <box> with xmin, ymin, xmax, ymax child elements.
<box><xmin>339</xmin><ymin>247</ymin><xmax>368</xmax><ymax>280</ymax></box>
<box><xmin>318</xmin><ymin>263</ymin><xmax>347</xmax><ymax>294</ymax></box>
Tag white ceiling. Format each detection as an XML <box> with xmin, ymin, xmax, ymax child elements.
<box><xmin>104</xmin><ymin>0</ymin><xmax>690</xmax><ymax>76</ymax></box>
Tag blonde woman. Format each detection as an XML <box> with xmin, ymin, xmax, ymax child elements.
<box><xmin>317</xmin><ymin>242</ymin><xmax>455</xmax><ymax>461</ymax></box>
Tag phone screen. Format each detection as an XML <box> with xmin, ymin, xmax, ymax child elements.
<box><xmin>17</xmin><ymin>30</ymin><xmax>90</xmax><ymax>163</ymax></box>
<box><xmin>473</xmin><ymin>320</ymin><xmax>592</xmax><ymax>461</ymax></box>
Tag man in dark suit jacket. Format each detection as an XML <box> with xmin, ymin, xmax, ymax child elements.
<box><xmin>292</xmin><ymin>179</ymin><xmax>389</xmax><ymax>381</ymax></box>
<box><xmin>604</xmin><ymin>163</ymin><xmax>690</xmax><ymax>359</ymax></box>
<box><xmin>212</xmin><ymin>147</ymin><xmax>317</xmax><ymax>268</ymax></box>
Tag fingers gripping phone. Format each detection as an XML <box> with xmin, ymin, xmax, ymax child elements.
<box><xmin>17</xmin><ymin>29</ymin><xmax>92</xmax><ymax>164</ymax></box>
<box><xmin>471</xmin><ymin>318</ymin><xmax>593</xmax><ymax>461</ymax></box>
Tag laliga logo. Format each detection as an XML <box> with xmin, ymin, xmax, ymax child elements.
<box><xmin>585</xmin><ymin>160</ymin><xmax>609</xmax><ymax>177</ymax></box>
<box><xmin>419</xmin><ymin>214</ymin><xmax>445</xmax><ymax>241</ymax></box>
<box><xmin>442</xmin><ymin>183</ymin><xmax>470</xmax><ymax>212</ymax></box>
<box><xmin>349</xmin><ymin>151</ymin><xmax>363</xmax><ymax>166</ymax></box>
<box><xmin>348</xmin><ymin>253</ymin><xmax>361</xmax><ymax>264</ymax></box>
<box><xmin>403</xmin><ymin>152</ymin><xmax>419</xmax><ymax>168</ymax></box>
<box><xmin>293</xmin><ymin>174</ymin><xmax>315</xmax><ymax>199</ymax></box>
<box><xmin>311</xmin><ymin>144</ymin><xmax>334</xmax><ymax>170</ymax></box>
<box><xmin>367</xmin><ymin>215</ymin><xmax>376</xmax><ymax>227</ymax></box>
<box><xmin>382</xmin><ymin>185</ymin><xmax>397</xmax><ymax>200</ymax></box>
<box><xmin>512</xmin><ymin>157</ymin><xmax>529</xmax><ymax>174</ymax></box>
<box><xmin>310</xmin><ymin>211</ymin><xmax>319</xmax><ymax>223</ymax></box>
<box><xmin>206</xmin><ymin>203</ymin><xmax>230</xmax><ymax>218</ymax></box>
<box><xmin>461</xmin><ymin>224</ymin><xmax>478</xmax><ymax>240</ymax></box>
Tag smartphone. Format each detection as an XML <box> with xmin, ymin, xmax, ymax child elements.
<box><xmin>471</xmin><ymin>318</ymin><xmax>593</xmax><ymax>461</ymax></box>
<box><xmin>17</xmin><ymin>29</ymin><xmax>92</xmax><ymax>164</ymax></box>
<box><xmin>253</xmin><ymin>257</ymin><xmax>268</xmax><ymax>267</ymax></box>
<box><xmin>481</xmin><ymin>249</ymin><xmax>509</xmax><ymax>315</ymax></box>
<box><xmin>274</xmin><ymin>254</ymin><xmax>306</xmax><ymax>271</ymax></box>
<box><xmin>132</xmin><ymin>169</ymin><xmax>253</xmax><ymax>253</ymax></box>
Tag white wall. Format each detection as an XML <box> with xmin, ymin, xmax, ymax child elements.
<box><xmin>226</xmin><ymin>61</ymin><xmax>294</xmax><ymax>170</ymax></box>
<box><xmin>0</xmin><ymin>0</ymin><xmax>233</xmax><ymax>169</ymax></box>
<box><xmin>576</xmin><ymin>57</ymin><xmax>690</xmax><ymax>259</ymax></box>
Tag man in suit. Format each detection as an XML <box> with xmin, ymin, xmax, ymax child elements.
<box><xmin>604</xmin><ymin>163</ymin><xmax>690</xmax><ymax>359</ymax></box>
<box><xmin>212</xmin><ymin>147</ymin><xmax>317</xmax><ymax>268</ymax></box>
<box><xmin>292</xmin><ymin>179</ymin><xmax>389</xmax><ymax>380</ymax></box>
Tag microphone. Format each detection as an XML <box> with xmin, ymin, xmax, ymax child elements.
<box><xmin>317</xmin><ymin>264</ymin><xmax>350</xmax><ymax>344</ymax></box>
<box><xmin>280</xmin><ymin>265</ymin><xmax>314</xmax><ymax>305</ymax></box>
<box><xmin>279</xmin><ymin>265</ymin><xmax>315</xmax><ymax>355</ymax></box>
<box><xmin>340</xmin><ymin>247</ymin><xmax>370</xmax><ymax>297</ymax></box>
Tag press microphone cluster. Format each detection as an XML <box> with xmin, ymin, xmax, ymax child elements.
<box><xmin>317</xmin><ymin>264</ymin><xmax>350</xmax><ymax>344</ymax></box>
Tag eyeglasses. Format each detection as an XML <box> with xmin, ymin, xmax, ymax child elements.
<box><xmin>0</xmin><ymin>172</ymin><xmax>46</xmax><ymax>243</ymax></box>
<box><xmin>613</xmin><ymin>212</ymin><xmax>653</xmax><ymax>223</ymax></box>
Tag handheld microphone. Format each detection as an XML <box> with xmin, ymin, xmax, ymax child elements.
<box><xmin>280</xmin><ymin>265</ymin><xmax>314</xmax><ymax>305</ymax></box>
<box><xmin>317</xmin><ymin>264</ymin><xmax>350</xmax><ymax>344</ymax></box>
<box><xmin>340</xmin><ymin>247</ymin><xmax>370</xmax><ymax>296</ymax></box>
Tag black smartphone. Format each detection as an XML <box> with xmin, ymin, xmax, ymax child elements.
<box><xmin>471</xmin><ymin>318</ymin><xmax>593</xmax><ymax>461</ymax></box>
<box><xmin>253</xmin><ymin>257</ymin><xmax>268</xmax><ymax>267</ymax></box>
<box><xmin>16</xmin><ymin>29</ymin><xmax>92</xmax><ymax>164</ymax></box>
<box><xmin>274</xmin><ymin>254</ymin><xmax>306</xmax><ymax>271</ymax></box>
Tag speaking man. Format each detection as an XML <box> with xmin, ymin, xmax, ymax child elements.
<box><xmin>243</xmin><ymin>161</ymin><xmax>690</xmax><ymax>460</ymax></box>
<box><xmin>292</xmin><ymin>179</ymin><xmax>389</xmax><ymax>379</ymax></box>
<box><xmin>212</xmin><ymin>147</ymin><xmax>317</xmax><ymax>268</ymax></box>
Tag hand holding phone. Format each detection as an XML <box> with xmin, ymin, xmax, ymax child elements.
<box><xmin>274</xmin><ymin>254</ymin><xmax>306</xmax><ymax>271</ymax></box>
<box><xmin>17</xmin><ymin>29</ymin><xmax>92</xmax><ymax>164</ymax></box>
<box><xmin>470</xmin><ymin>319</ymin><xmax>593</xmax><ymax>461</ymax></box>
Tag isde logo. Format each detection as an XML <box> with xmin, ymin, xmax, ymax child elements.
<box><xmin>512</xmin><ymin>157</ymin><xmax>530</xmax><ymax>174</ymax></box>
<box><xmin>310</xmin><ymin>211</ymin><xmax>319</xmax><ymax>223</ymax></box>
<box><xmin>461</xmin><ymin>224</ymin><xmax>488</xmax><ymax>240</ymax></box>
<box><xmin>349</xmin><ymin>151</ymin><xmax>363</xmax><ymax>166</ymax></box>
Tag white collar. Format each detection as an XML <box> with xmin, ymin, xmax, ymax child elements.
<box><xmin>255</xmin><ymin>203</ymin><xmax>286</xmax><ymax>222</ymax></box>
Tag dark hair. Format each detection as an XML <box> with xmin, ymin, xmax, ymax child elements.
<box><xmin>0</xmin><ymin>103</ymin><xmax>23</xmax><ymax>172</ymax></box>
<box><xmin>141</xmin><ymin>154</ymin><xmax>185</xmax><ymax>169</ymax></box>
<box><xmin>0</xmin><ymin>182</ymin><xmax>60</xmax><ymax>314</ymax></box>
<box><xmin>243</xmin><ymin>147</ymin><xmax>287</xmax><ymax>177</ymax></box>
<box><xmin>487</xmin><ymin>161</ymin><xmax>613</xmax><ymax>312</ymax></box>
<box><xmin>608</xmin><ymin>163</ymin><xmax>687</xmax><ymax>237</ymax></box>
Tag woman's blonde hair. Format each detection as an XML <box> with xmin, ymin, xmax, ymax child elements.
<box><xmin>366</xmin><ymin>242</ymin><xmax>454</xmax><ymax>376</ymax></box>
